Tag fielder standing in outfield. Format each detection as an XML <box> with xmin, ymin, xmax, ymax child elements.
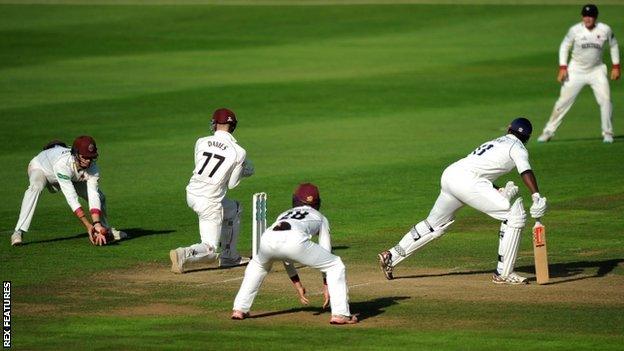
<box><xmin>379</xmin><ymin>118</ymin><xmax>547</xmax><ymax>285</ymax></box>
<box><xmin>11</xmin><ymin>136</ymin><xmax>126</xmax><ymax>246</ymax></box>
<box><xmin>232</xmin><ymin>183</ymin><xmax>358</xmax><ymax>325</ymax></box>
<box><xmin>538</xmin><ymin>4</ymin><xmax>620</xmax><ymax>143</ymax></box>
<box><xmin>170</xmin><ymin>108</ymin><xmax>254</xmax><ymax>273</ymax></box>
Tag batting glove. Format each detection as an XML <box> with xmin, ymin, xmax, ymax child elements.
<box><xmin>530</xmin><ymin>193</ymin><xmax>547</xmax><ymax>218</ymax></box>
<box><xmin>499</xmin><ymin>181</ymin><xmax>519</xmax><ymax>200</ymax></box>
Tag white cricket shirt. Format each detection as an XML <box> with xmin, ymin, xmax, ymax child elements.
<box><xmin>271</xmin><ymin>206</ymin><xmax>332</xmax><ymax>252</ymax></box>
<box><xmin>452</xmin><ymin>134</ymin><xmax>531</xmax><ymax>182</ymax></box>
<box><xmin>560</xmin><ymin>22</ymin><xmax>620</xmax><ymax>72</ymax></box>
<box><xmin>32</xmin><ymin>145</ymin><xmax>101</xmax><ymax>212</ymax></box>
<box><xmin>186</xmin><ymin>130</ymin><xmax>246</xmax><ymax>201</ymax></box>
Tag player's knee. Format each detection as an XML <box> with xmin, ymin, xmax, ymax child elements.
<box><xmin>28</xmin><ymin>182</ymin><xmax>45</xmax><ymax>193</ymax></box>
<box><xmin>416</xmin><ymin>219</ymin><xmax>451</xmax><ymax>239</ymax></box>
<box><xmin>506</xmin><ymin>197</ymin><xmax>526</xmax><ymax>229</ymax></box>
<box><xmin>330</xmin><ymin>257</ymin><xmax>345</xmax><ymax>274</ymax></box>
<box><xmin>223</xmin><ymin>200</ymin><xmax>241</xmax><ymax>220</ymax></box>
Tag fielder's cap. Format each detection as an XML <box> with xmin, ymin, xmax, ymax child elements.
<box><xmin>293</xmin><ymin>183</ymin><xmax>321</xmax><ymax>209</ymax></box>
<box><xmin>72</xmin><ymin>135</ymin><xmax>98</xmax><ymax>158</ymax></box>
<box><xmin>581</xmin><ymin>4</ymin><xmax>598</xmax><ymax>18</ymax></box>
<box><xmin>212</xmin><ymin>108</ymin><xmax>237</xmax><ymax>125</ymax></box>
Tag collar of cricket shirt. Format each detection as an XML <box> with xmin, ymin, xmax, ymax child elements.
<box><xmin>214</xmin><ymin>130</ymin><xmax>237</xmax><ymax>143</ymax></box>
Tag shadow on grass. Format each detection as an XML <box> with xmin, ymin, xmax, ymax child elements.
<box><xmin>122</xmin><ymin>228</ymin><xmax>176</xmax><ymax>241</ymax></box>
<box><xmin>393</xmin><ymin>259</ymin><xmax>622</xmax><ymax>285</ymax></box>
<box><xmin>247</xmin><ymin>296</ymin><xmax>410</xmax><ymax>322</ymax></box>
<box><xmin>21</xmin><ymin>227</ymin><xmax>175</xmax><ymax>245</ymax></box>
<box><xmin>515</xmin><ymin>258</ymin><xmax>623</xmax><ymax>285</ymax></box>
<box><xmin>535</xmin><ymin>134</ymin><xmax>623</xmax><ymax>143</ymax></box>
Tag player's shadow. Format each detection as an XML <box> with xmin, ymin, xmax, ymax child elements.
<box><xmin>394</xmin><ymin>269</ymin><xmax>492</xmax><ymax>280</ymax></box>
<box><xmin>332</xmin><ymin>245</ymin><xmax>349</xmax><ymax>252</ymax></box>
<box><xmin>540</xmin><ymin>135</ymin><xmax>624</xmax><ymax>143</ymax></box>
<box><xmin>21</xmin><ymin>228</ymin><xmax>175</xmax><ymax>245</ymax></box>
<box><xmin>247</xmin><ymin>296</ymin><xmax>410</xmax><ymax>321</ymax></box>
<box><xmin>515</xmin><ymin>258</ymin><xmax>623</xmax><ymax>285</ymax></box>
<box><xmin>122</xmin><ymin>228</ymin><xmax>175</xmax><ymax>241</ymax></box>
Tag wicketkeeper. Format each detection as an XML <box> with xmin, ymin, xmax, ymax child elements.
<box><xmin>169</xmin><ymin>108</ymin><xmax>254</xmax><ymax>273</ymax></box>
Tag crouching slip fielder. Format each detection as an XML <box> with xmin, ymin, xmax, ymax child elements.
<box><xmin>11</xmin><ymin>136</ymin><xmax>126</xmax><ymax>246</ymax></box>
<box><xmin>232</xmin><ymin>184</ymin><xmax>358</xmax><ymax>325</ymax></box>
<box><xmin>170</xmin><ymin>108</ymin><xmax>254</xmax><ymax>273</ymax></box>
<box><xmin>379</xmin><ymin>118</ymin><xmax>548</xmax><ymax>285</ymax></box>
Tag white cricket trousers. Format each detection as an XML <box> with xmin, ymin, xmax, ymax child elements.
<box><xmin>14</xmin><ymin>159</ymin><xmax>107</xmax><ymax>232</ymax></box>
<box><xmin>233</xmin><ymin>229</ymin><xmax>351</xmax><ymax>316</ymax></box>
<box><xmin>186</xmin><ymin>193</ymin><xmax>240</xmax><ymax>260</ymax></box>
<box><xmin>426</xmin><ymin>165</ymin><xmax>512</xmax><ymax>227</ymax></box>
<box><xmin>543</xmin><ymin>64</ymin><xmax>613</xmax><ymax>136</ymax></box>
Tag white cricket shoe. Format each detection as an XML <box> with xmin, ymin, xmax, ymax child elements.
<box><xmin>170</xmin><ymin>248</ymin><xmax>187</xmax><ymax>274</ymax></box>
<box><xmin>110</xmin><ymin>228</ymin><xmax>128</xmax><ymax>241</ymax></box>
<box><xmin>492</xmin><ymin>272</ymin><xmax>529</xmax><ymax>285</ymax></box>
<box><xmin>11</xmin><ymin>230</ymin><xmax>23</xmax><ymax>246</ymax></box>
<box><xmin>219</xmin><ymin>256</ymin><xmax>250</xmax><ymax>268</ymax></box>
<box><xmin>537</xmin><ymin>132</ymin><xmax>553</xmax><ymax>143</ymax></box>
<box><xmin>603</xmin><ymin>134</ymin><xmax>614</xmax><ymax>143</ymax></box>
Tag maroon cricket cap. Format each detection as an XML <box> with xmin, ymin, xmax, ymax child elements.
<box><xmin>293</xmin><ymin>183</ymin><xmax>321</xmax><ymax>209</ymax></box>
<box><xmin>72</xmin><ymin>135</ymin><xmax>98</xmax><ymax>158</ymax></box>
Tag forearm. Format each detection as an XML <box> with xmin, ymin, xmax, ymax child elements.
<box><xmin>610</xmin><ymin>39</ymin><xmax>620</xmax><ymax>65</ymax></box>
<box><xmin>520</xmin><ymin>170</ymin><xmax>539</xmax><ymax>194</ymax></box>
<box><xmin>74</xmin><ymin>208</ymin><xmax>92</xmax><ymax>228</ymax></box>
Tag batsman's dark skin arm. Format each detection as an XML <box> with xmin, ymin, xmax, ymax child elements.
<box><xmin>520</xmin><ymin>170</ymin><xmax>540</xmax><ymax>194</ymax></box>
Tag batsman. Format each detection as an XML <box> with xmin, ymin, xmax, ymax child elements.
<box><xmin>379</xmin><ymin>118</ymin><xmax>548</xmax><ymax>284</ymax></box>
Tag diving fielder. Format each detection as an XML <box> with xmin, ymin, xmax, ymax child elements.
<box><xmin>232</xmin><ymin>183</ymin><xmax>358</xmax><ymax>325</ymax></box>
<box><xmin>170</xmin><ymin>108</ymin><xmax>254</xmax><ymax>273</ymax></box>
<box><xmin>538</xmin><ymin>4</ymin><xmax>620</xmax><ymax>143</ymax></box>
<box><xmin>379</xmin><ymin>118</ymin><xmax>547</xmax><ymax>285</ymax></box>
<box><xmin>11</xmin><ymin>136</ymin><xmax>126</xmax><ymax>246</ymax></box>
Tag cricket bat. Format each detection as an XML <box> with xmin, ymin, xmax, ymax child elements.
<box><xmin>532</xmin><ymin>220</ymin><xmax>549</xmax><ymax>284</ymax></box>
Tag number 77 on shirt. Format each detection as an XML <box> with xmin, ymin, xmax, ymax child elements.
<box><xmin>532</xmin><ymin>220</ymin><xmax>549</xmax><ymax>284</ymax></box>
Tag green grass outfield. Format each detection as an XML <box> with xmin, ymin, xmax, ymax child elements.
<box><xmin>1</xmin><ymin>2</ymin><xmax>623</xmax><ymax>350</ymax></box>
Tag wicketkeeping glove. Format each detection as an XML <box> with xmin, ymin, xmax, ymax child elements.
<box><xmin>242</xmin><ymin>159</ymin><xmax>255</xmax><ymax>177</ymax></box>
<box><xmin>530</xmin><ymin>193</ymin><xmax>547</xmax><ymax>218</ymax></box>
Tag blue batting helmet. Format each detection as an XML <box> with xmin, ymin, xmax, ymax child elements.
<box><xmin>508</xmin><ymin>117</ymin><xmax>532</xmax><ymax>143</ymax></box>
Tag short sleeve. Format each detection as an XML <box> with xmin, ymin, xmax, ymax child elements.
<box><xmin>510</xmin><ymin>143</ymin><xmax>531</xmax><ymax>174</ymax></box>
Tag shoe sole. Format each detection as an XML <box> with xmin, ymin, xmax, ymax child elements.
<box><xmin>492</xmin><ymin>277</ymin><xmax>528</xmax><ymax>285</ymax></box>
<box><xmin>330</xmin><ymin>316</ymin><xmax>358</xmax><ymax>325</ymax></box>
<box><xmin>169</xmin><ymin>250</ymin><xmax>184</xmax><ymax>274</ymax></box>
<box><xmin>377</xmin><ymin>253</ymin><xmax>394</xmax><ymax>280</ymax></box>
<box><xmin>11</xmin><ymin>241</ymin><xmax>22</xmax><ymax>247</ymax></box>
<box><xmin>220</xmin><ymin>257</ymin><xmax>250</xmax><ymax>268</ymax></box>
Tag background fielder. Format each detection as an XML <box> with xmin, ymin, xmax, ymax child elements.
<box><xmin>11</xmin><ymin>136</ymin><xmax>126</xmax><ymax>246</ymax></box>
<box><xmin>170</xmin><ymin>108</ymin><xmax>254</xmax><ymax>273</ymax></box>
<box><xmin>232</xmin><ymin>183</ymin><xmax>358</xmax><ymax>325</ymax></box>
<box><xmin>538</xmin><ymin>4</ymin><xmax>620</xmax><ymax>143</ymax></box>
<box><xmin>379</xmin><ymin>118</ymin><xmax>547</xmax><ymax>285</ymax></box>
